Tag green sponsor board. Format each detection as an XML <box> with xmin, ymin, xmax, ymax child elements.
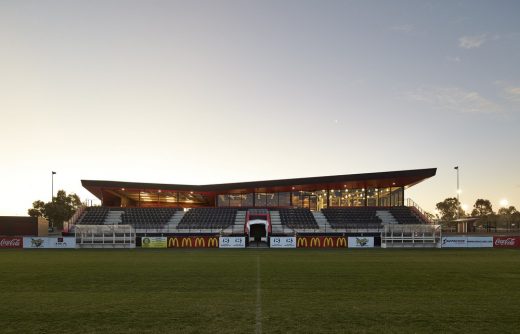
<box><xmin>141</xmin><ymin>237</ymin><xmax>167</xmax><ymax>248</ymax></box>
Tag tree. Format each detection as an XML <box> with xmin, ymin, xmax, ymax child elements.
<box><xmin>436</xmin><ymin>197</ymin><xmax>463</xmax><ymax>221</ymax></box>
<box><xmin>424</xmin><ymin>211</ymin><xmax>437</xmax><ymax>222</ymax></box>
<box><xmin>498</xmin><ymin>206</ymin><xmax>518</xmax><ymax>230</ymax></box>
<box><xmin>28</xmin><ymin>190</ymin><xmax>81</xmax><ymax>229</ymax></box>
<box><xmin>498</xmin><ymin>206</ymin><xmax>517</xmax><ymax>216</ymax></box>
<box><xmin>471</xmin><ymin>199</ymin><xmax>494</xmax><ymax>217</ymax></box>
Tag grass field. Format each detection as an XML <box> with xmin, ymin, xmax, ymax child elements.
<box><xmin>1</xmin><ymin>249</ymin><xmax>519</xmax><ymax>334</ymax></box>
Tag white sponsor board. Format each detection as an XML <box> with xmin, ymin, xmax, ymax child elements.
<box><xmin>441</xmin><ymin>236</ymin><xmax>493</xmax><ymax>248</ymax></box>
<box><xmin>270</xmin><ymin>236</ymin><xmax>296</xmax><ymax>248</ymax></box>
<box><xmin>219</xmin><ymin>237</ymin><xmax>246</xmax><ymax>248</ymax></box>
<box><xmin>466</xmin><ymin>236</ymin><xmax>493</xmax><ymax>248</ymax></box>
<box><xmin>23</xmin><ymin>237</ymin><xmax>76</xmax><ymax>249</ymax></box>
<box><xmin>348</xmin><ymin>237</ymin><xmax>374</xmax><ymax>248</ymax></box>
<box><xmin>441</xmin><ymin>236</ymin><xmax>467</xmax><ymax>248</ymax></box>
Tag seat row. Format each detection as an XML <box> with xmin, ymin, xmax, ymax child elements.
<box><xmin>279</xmin><ymin>208</ymin><xmax>319</xmax><ymax>229</ymax></box>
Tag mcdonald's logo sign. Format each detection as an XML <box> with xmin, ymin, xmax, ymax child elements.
<box><xmin>167</xmin><ymin>236</ymin><xmax>220</xmax><ymax>248</ymax></box>
<box><xmin>336</xmin><ymin>237</ymin><xmax>347</xmax><ymax>248</ymax></box>
<box><xmin>168</xmin><ymin>237</ymin><xmax>180</xmax><ymax>248</ymax></box>
<box><xmin>296</xmin><ymin>236</ymin><xmax>348</xmax><ymax>248</ymax></box>
<box><xmin>181</xmin><ymin>238</ymin><xmax>192</xmax><ymax>248</ymax></box>
<box><xmin>195</xmin><ymin>237</ymin><xmax>205</xmax><ymax>247</ymax></box>
<box><xmin>208</xmin><ymin>237</ymin><xmax>218</xmax><ymax>248</ymax></box>
<box><xmin>310</xmin><ymin>237</ymin><xmax>321</xmax><ymax>247</ymax></box>
<box><xmin>323</xmin><ymin>237</ymin><xmax>334</xmax><ymax>247</ymax></box>
<box><xmin>297</xmin><ymin>238</ymin><xmax>308</xmax><ymax>248</ymax></box>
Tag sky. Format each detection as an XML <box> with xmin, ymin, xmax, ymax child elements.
<box><xmin>1</xmin><ymin>0</ymin><xmax>519</xmax><ymax>216</ymax></box>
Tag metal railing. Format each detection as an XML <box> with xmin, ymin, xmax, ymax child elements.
<box><xmin>406</xmin><ymin>198</ymin><xmax>433</xmax><ymax>224</ymax></box>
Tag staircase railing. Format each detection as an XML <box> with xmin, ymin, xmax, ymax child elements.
<box><xmin>64</xmin><ymin>205</ymin><xmax>86</xmax><ymax>233</ymax></box>
<box><xmin>406</xmin><ymin>198</ymin><xmax>433</xmax><ymax>224</ymax></box>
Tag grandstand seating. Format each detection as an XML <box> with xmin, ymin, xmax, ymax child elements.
<box><xmin>121</xmin><ymin>207</ymin><xmax>181</xmax><ymax>229</ymax></box>
<box><xmin>321</xmin><ymin>207</ymin><xmax>382</xmax><ymax>229</ymax></box>
<box><xmin>279</xmin><ymin>208</ymin><xmax>319</xmax><ymax>229</ymax></box>
<box><xmin>177</xmin><ymin>208</ymin><xmax>237</xmax><ymax>230</ymax></box>
<box><xmin>389</xmin><ymin>207</ymin><xmax>427</xmax><ymax>224</ymax></box>
<box><xmin>74</xmin><ymin>205</ymin><xmax>427</xmax><ymax>232</ymax></box>
<box><xmin>77</xmin><ymin>207</ymin><xmax>109</xmax><ymax>225</ymax></box>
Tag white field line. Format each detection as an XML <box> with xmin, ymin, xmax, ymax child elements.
<box><xmin>255</xmin><ymin>256</ymin><xmax>262</xmax><ymax>334</ymax></box>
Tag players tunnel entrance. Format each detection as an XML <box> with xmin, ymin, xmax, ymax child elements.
<box><xmin>249</xmin><ymin>223</ymin><xmax>266</xmax><ymax>242</ymax></box>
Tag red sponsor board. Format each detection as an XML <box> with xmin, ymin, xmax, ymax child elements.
<box><xmin>167</xmin><ymin>236</ymin><xmax>219</xmax><ymax>248</ymax></box>
<box><xmin>0</xmin><ymin>237</ymin><xmax>23</xmax><ymax>248</ymax></box>
<box><xmin>296</xmin><ymin>236</ymin><xmax>347</xmax><ymax>248</ymax></box>
<box><xmin>493</xmin><ymin>236</ymin><xmax>520</xmax><ymax>248</ymax></box>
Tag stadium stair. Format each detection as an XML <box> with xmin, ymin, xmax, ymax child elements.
<box><xmin>376</xmin><ymin>210</ymin><xmax>398</xmax><ymax>225</ymax></box>
<box><xmin>222</xmin><ymin>210</ymin><xmax>246</xmax><ymax>235</ymax></box>
<box><xmin>312</xmin><ymin>211</ymin><xmax>332</xmax><ymax>232</ymax></box>
<box><xmin>168</xmin><ymin>211</ymin><xmax>185</xmax><ymax>231</ymax></box>
<box><xmin>269</xmin><ymin>211</ymin><xmax>294</xmax><ymax>235</ymax></box>
<box><xmin>104</xmin><ymin>210</ymin><xmax>124</xmax><ymax>225</ymax></box>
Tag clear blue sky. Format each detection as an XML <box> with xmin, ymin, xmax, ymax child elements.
<box><xmin>1</xmin><ymin>0</ymin><xmax>519</xmax><ymax>215</ymax></box>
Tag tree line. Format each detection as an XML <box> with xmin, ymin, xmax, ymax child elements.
<box><xmin>434</xmin><ymin>197</ymin><xmax>519</xmax><ymax>230</ymax></box>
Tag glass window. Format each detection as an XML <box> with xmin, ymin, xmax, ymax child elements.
<box><xmin>218</xmin><ymin>194</ymin><xmax>229</xmax><ymax>207</ymax></box>
<box><xmin>291</xmin><ymin>192</ymin><xmax>301</xmax><ymax>207</ymax></box>
<box><xmin>278</xmin><ymin>192</ymin><xmax>290</xmax><ymax>207</ymax></box>
<box><xmin>242</xmin><ymin>193</ymin><xmax>253</xmax><ymax>207</ymax></box>
<box><xmin>229</xmin><ymin>194</ymin><xmax>241</xmax><ymax>207</ymax></box>
<box><xmin>266</xmin><ymin>193</ymin><xmax>278</xmax><ymax>207</ymax></box>
<box><xmin>316</xmin><ymin>190</ymin><xmax>327</xmax><ymax>210</ymax></box>
<box><xmin>379</xmin><ymin>188</ymin><xmax>391</xmax><ymax>207</ymax></box>
<box><xmin>255</xmin><ymin>193</ymin><xmax>267</xmax><ymax>207</ymax></box>
<box><xmin>366</xmin><ymin>188</ymin><xmax>378</xmax><ymax>206</ymax></box>
<box><xmin>391</xmin><ymin>187</ymin><xmax>403</xmax><ymax>206</ymax></box>
<box><xmin>329</xmin><ymin>190</ymin><xmax>342</xmax><ymax>207</ymax></box>
<box><xmin>346</xmin><ymin>188</ymin><xmax>365</xmax><ymax>206</ymax></box>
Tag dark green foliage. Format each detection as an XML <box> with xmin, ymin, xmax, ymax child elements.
<box><xmin>27</xmin><ymin>190</ymin><xmax>81</xmax><ymax>228</ymax></box>
<box><xmin>436</xmin><ymin>197</ymin><xmax>463</xmax><ymax>221</ymax></box>
<box><xmin>472</xmin><ymin>199</ymin><xmax>494</xmax><ymax>217</ymax></box>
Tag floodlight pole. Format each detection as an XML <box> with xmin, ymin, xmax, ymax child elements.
<box><xmin>454</xmin><ymin>166</ymin><xmax>460</xmax><ymax>219</ymax></box>
<box><xmin>51</xmin><ymin>171</ymin><xmax>56</xmax><ymax>201</ymax></box>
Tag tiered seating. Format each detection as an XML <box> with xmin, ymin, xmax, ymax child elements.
<box><xmin>177</xmin><ymin>208</ymin><xmax>237</xmax><ymax>230</ymax></box>
<box><xmin>279</xmin><ymin>208</ymin><xmax>319</xmax><ymax>229</ymax></box>
<box><xmin>322</xmin><ymin>207</ymin><xmax>382</xmax><ymax>229</ymax></box>
<box><xmin>389</xmin><ymin>207</ymin><xmax>426</xmax><ymax>224</ymax></box>
<box><xmin>121</xmin><ymin>207</ymin><xmax>180</xmax><ymax>228</ymax></box>
<box><xmin>77</xmin><ymin>207</ymin><xmax>109</xmax><ymax>225</ymax></box>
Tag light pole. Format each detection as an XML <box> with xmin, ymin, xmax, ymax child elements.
<box><xmin>454</xmin><ymin>166</ymin><xmax>460</xmax><ymax>218</ymax></box>
<box><xmin>51</xmin><ymin>171</ymin><xmax>56</xmax><ymax>201</ymax></box>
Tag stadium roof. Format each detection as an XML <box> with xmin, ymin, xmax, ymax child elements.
<box><xmin>82</xmin><ymin>168</ymin><xmax>436</xmax><ymax>200</ymax></box>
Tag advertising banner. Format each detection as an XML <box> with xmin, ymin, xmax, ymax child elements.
<box><xmin>493</xmin><ymin>236</ymin><xmax>520</xmax><ymax>248</ymax></box>
<box><xmin>50</xmin><ymin>237</ymin><xmax>76</xmax><ymax>249</ymax></box>
<box><xmin>219</xmin><ymin>237</ymin><xmax>246</xmax><ymax>248</ymax></box>
<box><xmin>23</xmin><ymin>237</ymin><xmax>49</xmax><ymax>248</ymax></box>
<box><xmin>442</xmin><ymin>236</ymin><xmax>496</xmax><ymax>248</ymax></box>
<box><xmin>296</xmin><ymin>236</ymin><xmax>347</xmax><ymax>248</ymax></box>
<box><xmin>0</xmin><ymin>237</ymin><xmax>23</xmax><ymax>248</ymax></box>
<box><xmin>348</xmin><ymin>237</ymin><xmax>374</xmax><ymax>248</ymax></box>
<box><xmin>167</xmin><ymin>236</ymin><xmax>219</xmax><ymax>248</ymax></box>
<box><xmin>270</xmin><ymin>236</ymin><xmax>296</xmax><ymax>248</ymax></box>
<box><xmin>466</xmin><ymin>236</ymin><xmax>493</xmax><ymax>248</ymax></box>
<box><xmin>141</xmin><ymin>237</ymin><xmax>167</xmax><ymax>248</ymax></box>
<box><xmin>23</xmin><ymin>237</ymin><xmax>76</xmax><ymax>249</ymax></box>
<box><xmin>441</xmin><ymin>236</ymin><xmax>468</xmax><ymax>248</ymax></box>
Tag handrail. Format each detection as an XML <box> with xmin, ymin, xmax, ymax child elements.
<box><xmin>406</xmin><ymin>198</ymin><xmax>433</xmax><ymax>224</ymax></box>
<box><xmin>65</xmin><ymin>205</ymin><xmax>87</xmax><ymax>232</ymax></box>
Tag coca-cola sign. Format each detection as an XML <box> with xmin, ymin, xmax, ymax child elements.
<box><xmin>493</xmin><ymin>236</ymin><xmax>520</xmax><ymax>248</ymax></box>
<box><xmin>0</xmin><ymin>237</ymin><xmax>23</xmax><ymax>248</ymax></box>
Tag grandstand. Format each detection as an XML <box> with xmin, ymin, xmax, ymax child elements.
<box><xmin>70</xmin><ymin>168</ymin><xmax>437</xmax><ymax>244</ymax></box>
